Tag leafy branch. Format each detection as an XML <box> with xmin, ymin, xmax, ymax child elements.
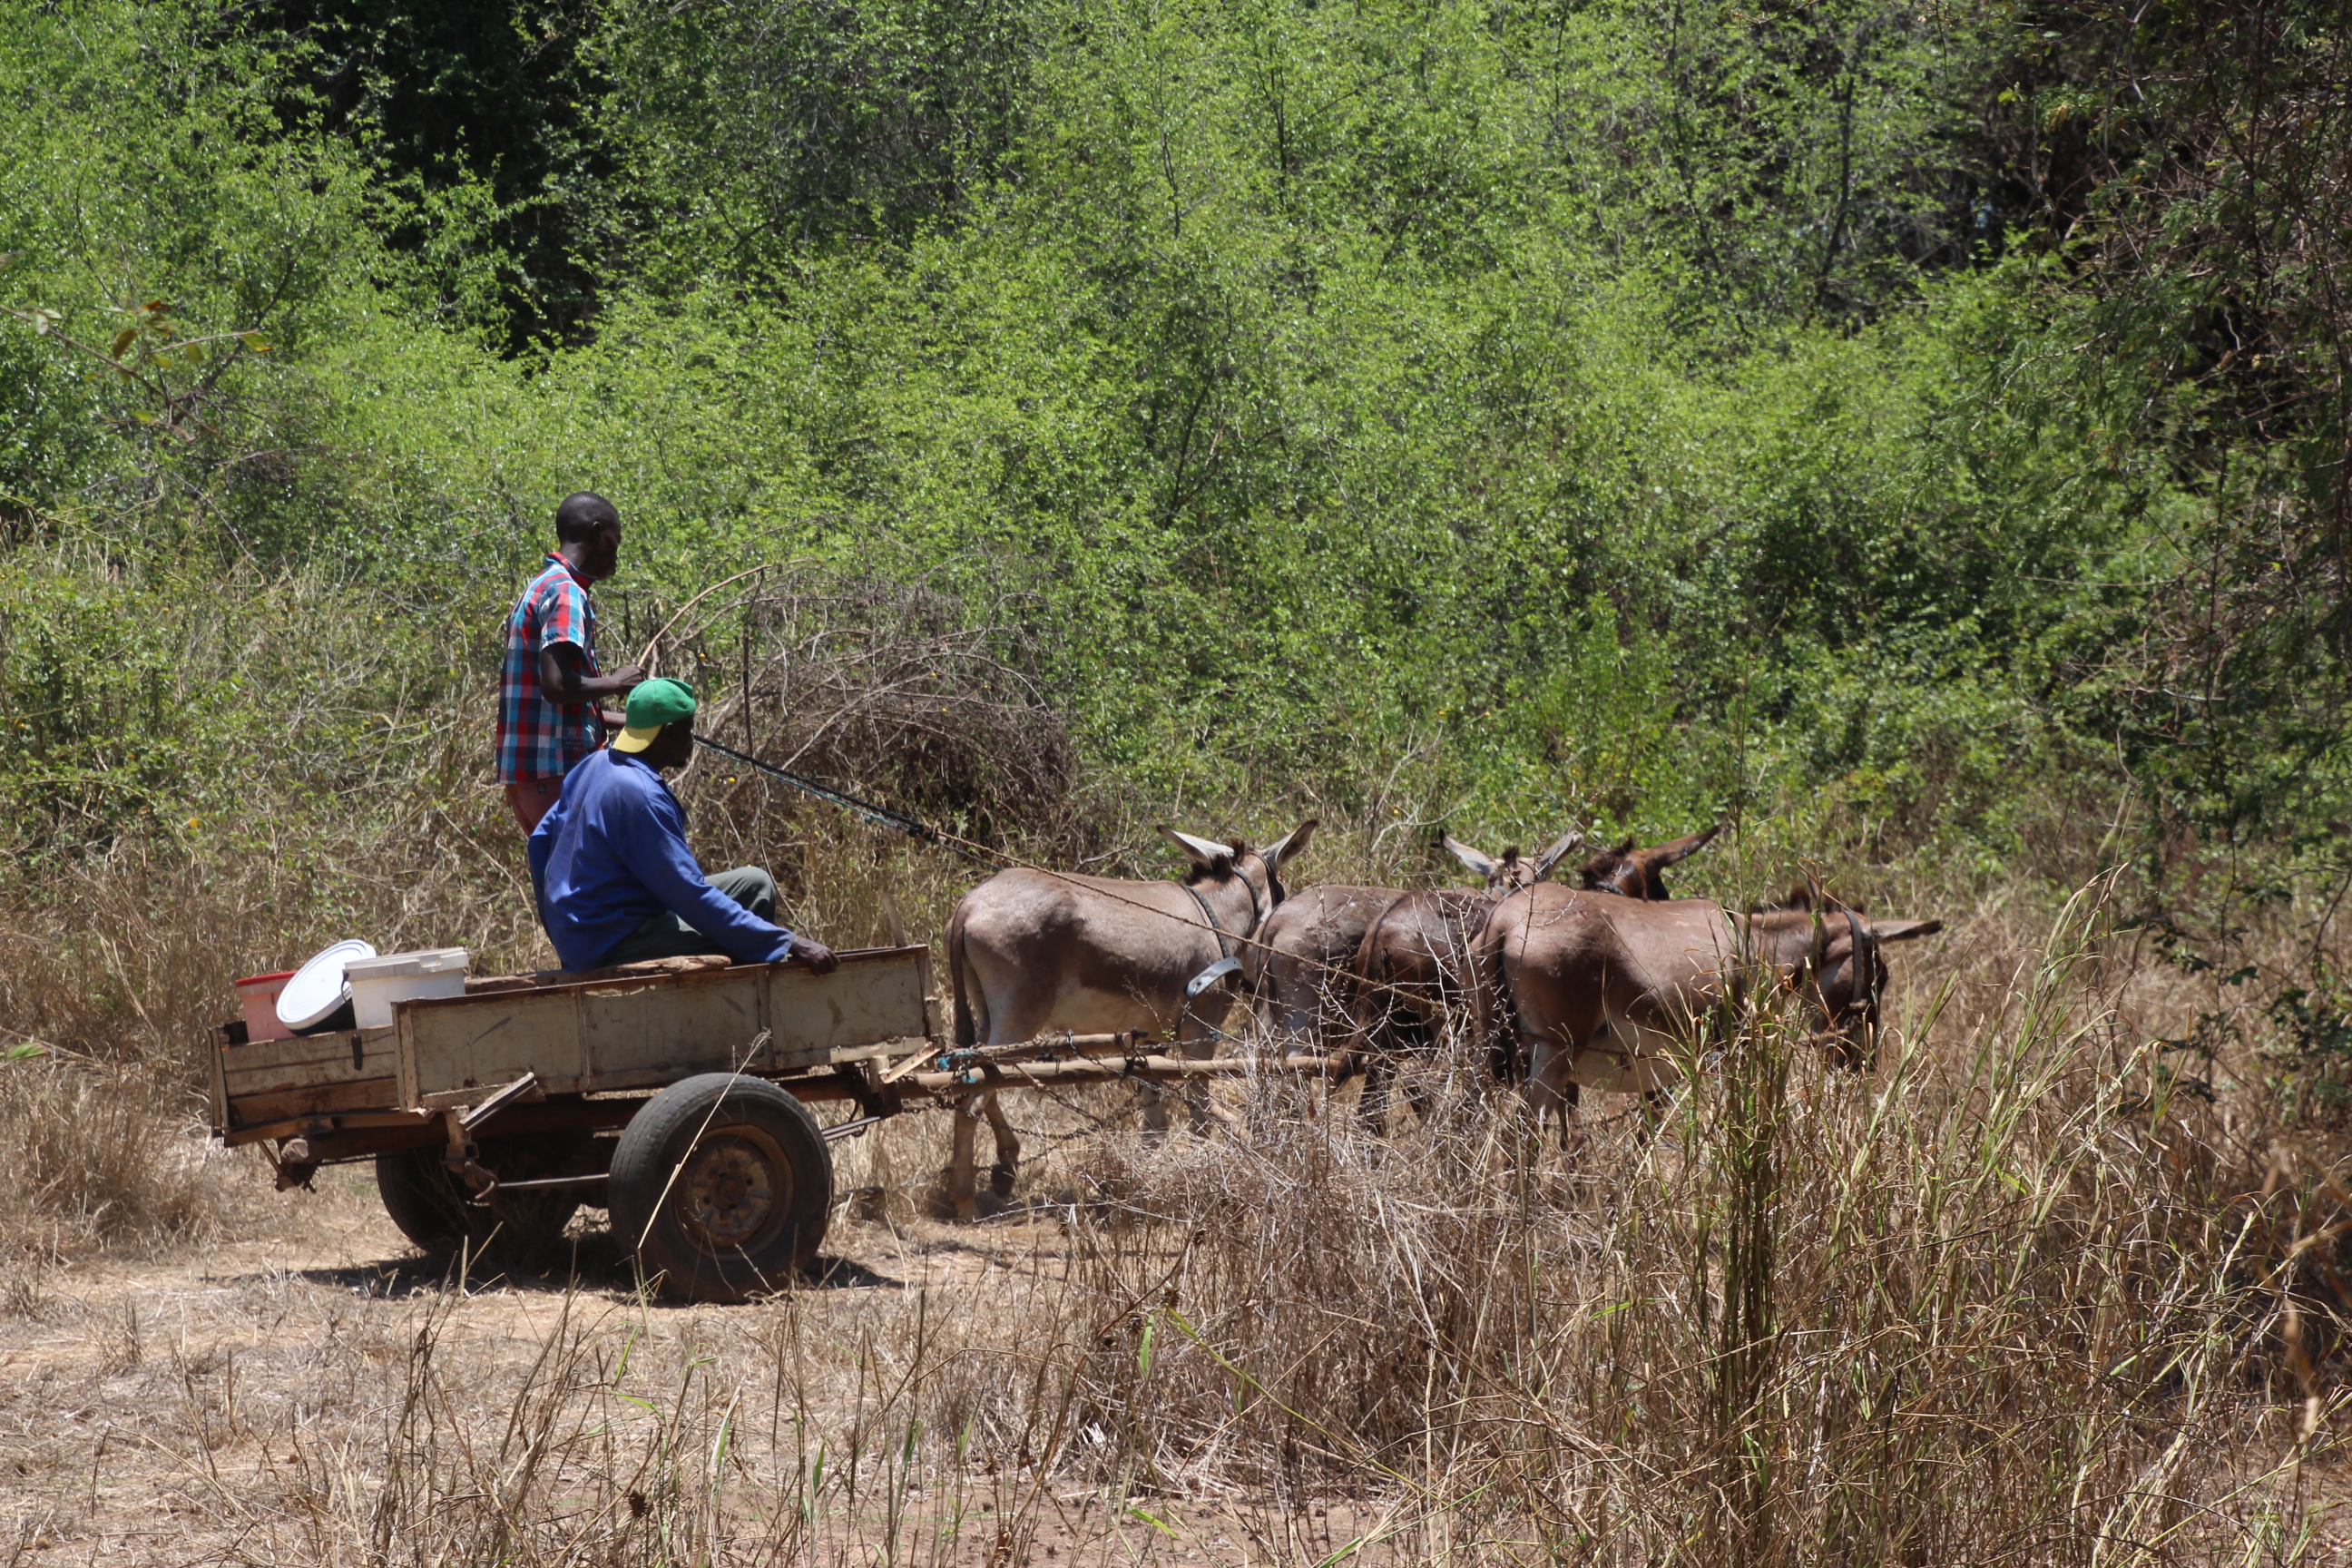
<box><xmin>0</xmin><ymin>272</ymin><xmax>270</xmax><ymax>441</ymax></box>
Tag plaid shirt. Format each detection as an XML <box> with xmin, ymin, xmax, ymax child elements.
<box><xmin>496</xmin><ymin>554</ymin><xmax>603</xmax><ymax>783</ymax></box>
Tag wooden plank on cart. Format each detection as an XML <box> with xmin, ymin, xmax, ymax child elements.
<box><xmin>230</xmin><ymin>1077</ymin><xmax>404</xmax><ymax>1126</ymax></box>
<box><xmin>397</xmin><ymin>985</ymin><xmax>581</xmax><ymax>1104</ymax></box>
<box><xmin>760</xmin><ymin>947</ymin><xmax>933</xmax><ymax>1066</ymax></box>
<box><xmin>221</xmin><ymin>1028</ymin><xmax>397</xmax><ymax>1099</ymax></box>
<box><xmin>396</xmin><ymin>946</ymin><xmax>936</xmax><ymax>1103</ymax></box>
<box><xmin>579</xmin><ymin>964</ymin><xmax>765</xmax><ymax>1084</ymax></box>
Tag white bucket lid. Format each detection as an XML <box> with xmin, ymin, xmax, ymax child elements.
<box><xmin>346</xmin><ymin>948</ymin><xmax>469</xmax><ymax>980</ymax></box>
<box><xmin>276</xmin><ymin>939</ymin><xmax>378</xmax><ymax>1031</ymax></box>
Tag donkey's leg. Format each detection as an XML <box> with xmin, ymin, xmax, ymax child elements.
<box><xmin>1136</xmin><ymin>1077</ymin><xmax>1217</xmax><ymax>1136</ymax></box>
<box><xmin>1357</xmin><ymin>1057</ymin><xmax>1393</xmax><ymax>1134</ymax></box>
<box><xmin>1521</xmin><ymin>1038</ymin><xmax>1584</xmax><ymax>1159</ymax></box>
<box><xmin>1395</xmin><ymin>1010</ymin><xmax>1447</xmax><ymax>1133</ymax></box>
<box><xmin>1520</xmin><ymin>1038</ymin><xmax>1568</xmax><ymax>1124</ymax></box>
<box><xmin>947</xmin><ymin>1093</ymin><xmax>987</xmax><ymax>1220</ymax></box>
<box><xmin>1175</xmin><ymin>1018</ymin><xmax>1220</xmax><ymax>1135</ymax></box>
<box><xmin>985</xmin><ymin>1093</ymin><xmax>1021</xmax><ymax>1200</ymax></box>
<box><xmin>1399</xmin><ymin>1070</ymin><xmax>1439</xmax><ymax>1132</ymax></box>
<box><xmin>1139</xmin><ymin>1011</ymin><xmax>1225</xmax><ymax>1136</ymax></box>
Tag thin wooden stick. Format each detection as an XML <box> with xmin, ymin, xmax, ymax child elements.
<box><xmin>634</xmin><ymin>564</ymin><xmax>772</xmax><ymax>671</ymax></box>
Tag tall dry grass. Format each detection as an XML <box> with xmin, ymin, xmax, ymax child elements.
<box><xmin>1020</xmin><ymin>883</ymin><xmax>2322</xmax><ymax>1562</ymax></box>
<box><xmin>21</xmin><ymin>877</ymin><xmax>2346</xmax><ymax>1563</ymax></box>
<box><xmin>0</xmin><ymin>774</ymin><xmax>552</xmax><ymax>1256</ymax></box>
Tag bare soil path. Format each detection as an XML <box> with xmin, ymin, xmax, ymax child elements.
<box><xmin>0</xmin><ymin>1154</ymin><xmax>1417</xmax><ymax>1567</ymax></box>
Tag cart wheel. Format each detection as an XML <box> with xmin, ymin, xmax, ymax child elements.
<box><xmin>376</xmin><ymin>1132</ymin><xmax>589</xmax><ymax>1269</ymax></box>
<box><xmin>607</xmin><ymin>1074</ymin><xmax>832</xmax><ymax>1303</ymax></box>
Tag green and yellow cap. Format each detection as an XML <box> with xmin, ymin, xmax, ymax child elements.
<box><xmin>612</xmin><ymin>677</ymin><xmax>696</xmax><ymax>754</ymax></box>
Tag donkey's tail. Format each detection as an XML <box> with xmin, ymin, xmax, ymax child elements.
<box><xmin>946</xmin><ymin>900</ymin><xmax>982</xmax><ymax>1050</ymax></box>
<box><xmin>1468</xmin><ymin>902</ymin><xmax>1522</xmax><ymax>1084</ymax></box>
<box><xmin>1337</xmin><ymin>905</ymin><xmax>1399</xmax><ymax>1070</ymax></box>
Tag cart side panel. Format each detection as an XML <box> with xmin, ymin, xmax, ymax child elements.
<box><xmin>579</xmin><ymin>966</ymin><xmax>766</xmax><ymax>1084</ymax></box>
<box><xmin>208</xmin><ymin>1036</ymin><xmax>230</xmax><ymax>1137</ymax></box>
<box><xmin>391</xmin><ymin>946</ymin><xmax>934</xmax><ymax>1103</ymax></box>
<box><xmin>221</xmin><ymin>1028</ymin><xmax>398</xmax><ymax>1100</ymax></box>
<box><xmin>760</xmin><ymin>947</ymin><xmax>931</xmax><ymax>1066</ymax></box>
<box><xmin>402</xmin><ymin>987</ymin><xmax>588</xmax><ymax>1100</ymax></box>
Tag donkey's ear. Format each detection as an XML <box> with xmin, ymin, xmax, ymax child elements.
<box><xmin>1866</xmin><ymin>917</ymin><xmax>1943</xmax><ymax>944</ymax></box>
<box><xmin>1530</xmin><ymin>830</ymin><xmax>1585</xmax><ymax>880</ymax></box>
<box><xmin>1160</xmin><ymin>826</ymin><xmax>1235</xmax><ymax>867</ymax></box>
<box><xmin>1643</xmin><ymin>823</ymin><xmax>1721</xmax><ymax>868</ymax></box>
<box><xmin>1262</xmin><ymin>818</ymin><xmax>1318</xmax><ymax>867</ymax></box>
<box><xmin>1442</xmin><ymin>835</ymin><xmax>1500</xmax><ymax>880</ymax></box>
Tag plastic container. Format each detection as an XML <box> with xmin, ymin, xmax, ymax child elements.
<box><xmin>231</xmin><ymin>971</ymin><xmax>298</xmax><ymax>1044</ymax></box>
<box><xmin>277</xmin><ymin>939</ymin><xmax>379</xmax><ymax>1034</ymax></box>
<box><xmin>345</xmin><ymin>947</ymin><xmax>470</xmax><ymax>1029</ymax></box>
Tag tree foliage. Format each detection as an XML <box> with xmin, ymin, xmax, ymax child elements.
<box><xmin>0</xmin><ymin>0</ymin><xmax>2342</xmax><ymax>890</ymax></box>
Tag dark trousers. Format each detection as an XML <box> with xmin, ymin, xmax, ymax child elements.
<box><xmin>600</xmin><ymin>867</ymin><xmax>780</xmax><ymax>966</ymax></box>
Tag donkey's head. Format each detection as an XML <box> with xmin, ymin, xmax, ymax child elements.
<box><xmin>1779</xmin><ymin>877</ymin><xmax>1941</xmax><ymax>1066</ymax></box>
<box><xmin>1443</xmin><ymin>831</ymin><xmax>1584</xmax><ymax>893</ymax></box>
<box><xmin>1580</xmin><ymin>824</ymin><xmax>1722</xmax><ymax>900</ymax></box>
<box><xmin>1160</xmin><ymin>819</ymin><xmax>1319</xmax><ymax>929</ymax></box>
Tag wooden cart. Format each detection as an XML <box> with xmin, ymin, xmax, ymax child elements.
<box><xmin>210</xmin><ymin>946</ymin><xmax>937</xmax><ymax>1302</ymax></box>
<box><xmin>213</xmin><ymin>944</ymin><xmax>1354</xmax><ymax>1302</ymax></box>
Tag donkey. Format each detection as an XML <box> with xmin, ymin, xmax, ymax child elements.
<box><xmin>1248</xmin><ymin>882</ymin><xmax>1412</xmax><ymax>1053</ymax></box>
<box><xmin>941</xmin><ymin>819</ymin><xmax>1317</xmax><ymax>1218</ymax></box>
<box><xmin>1248</xmin><ymin>833</ymin><xmax>1580</xmax><ymax>1057</ymax></box>
<box><xmin>1344</xmin><ymin>828</ymin><xmax>1715</xmax><ymax>1128</ymax></box>
<box><xmin>1470</xmin><ymin>884</ymin><xmax>1940</xmax><ymax>1149</ymax></box>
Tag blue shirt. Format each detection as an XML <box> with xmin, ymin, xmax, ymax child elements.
<box><xmin>528</xmin><ymin>750</ymin><xmax>797</xmax><ymax>971</ymax></box>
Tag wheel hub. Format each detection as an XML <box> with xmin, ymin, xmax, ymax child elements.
<box><xmin>679</xmin><ymin>1129</ymin><xmax>791</xmax><ymax>1254</ymax></box>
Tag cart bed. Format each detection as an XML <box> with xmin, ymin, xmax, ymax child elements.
<box><xmin>210</xmin><ymin>946</ymin><xmax>935</xmax><ymax>1146</ymax></box>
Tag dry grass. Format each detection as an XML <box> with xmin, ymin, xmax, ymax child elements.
<box><xmin>4</xmin><ymin>910</ymin><xmax>2348</xmax><ymax>1564</ymax></box>
<box><xmin>6</xmin><ymin>739</ymin><xmax>2352</xmax><ymax>1558</ymax></box>
<box><xmin>670</xmin><ymin>564</ymin><xmax>1089</xmax><ymax>850</ymax></box>
<box><xmin>1029</xmin><ymin>900</ymin><xmax>2295</xmax><ymax>1561</ymax></box>
<box><xmin>0</xmin><ymin>1054</ymin><xmax>238</xmax><ymax>1257</ymax></box>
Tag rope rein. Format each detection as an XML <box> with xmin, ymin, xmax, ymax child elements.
<box><xmin>630</xmin><ymin>583</ymin><xmax>1571</xmax><ymax>1013</ymax></box>
<box><xmin>700</xmin><ymin>729</ymin><xmax>1390</xmax><ymax>998</ymax></box>
<box><xmin>693</xmin><ymin>734</ymin><xmax>989</xmax><ymax>864</ymax></box>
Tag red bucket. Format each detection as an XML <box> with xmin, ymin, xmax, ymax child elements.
<box><xmin>231</xmin><ymin>971</ymin><xmax>298</xmax><ymax>1044</ymax></box>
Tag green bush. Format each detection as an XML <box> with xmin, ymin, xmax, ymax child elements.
<box><xmin>0</xmin><ymin>0</ymin><xmax>2342</xmax><ymax>906</ymax></box>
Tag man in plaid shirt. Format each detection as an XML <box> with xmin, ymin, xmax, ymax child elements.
<box><xmin>496</xmin><ymin>492</ymin><xmax>646</xmax><ymax>832</ymax></box>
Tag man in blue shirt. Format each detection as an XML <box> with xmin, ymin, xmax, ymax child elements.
<box><xmin>529</xmin><ymin>679</ymin><xmax>840</xmax><ymax>975</ymax></box>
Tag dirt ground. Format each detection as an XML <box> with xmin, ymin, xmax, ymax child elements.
<box><xmin>10</xmin><ymin>1044</ymin><xmax>2348</xmax><ymax>1566</ymax></box>
<box><xmin>0</xmin><ymin>1143</ymin><xmax>1442</xmax><ymax>1568</ymax></box>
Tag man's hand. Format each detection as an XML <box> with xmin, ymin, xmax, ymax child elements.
<box><xmin>790</xmin><ymin>937</ymin><xmax>840</xmax><ymax>975</ymax></box>
<box><xmin>607</xmin><ymin>662</ymin><xmax>648</xmax><ymax>690</ymax></box>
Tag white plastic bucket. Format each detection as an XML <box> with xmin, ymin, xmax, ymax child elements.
<box><xmin>345</xmin><ymin>948</ymin><xmax>470</xmax><ymax>1029</ymax></box>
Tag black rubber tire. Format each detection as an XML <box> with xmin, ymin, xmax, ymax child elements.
<box><xmin>375</xmin><ymin>1133</ymin><xmax>589</xmax><ymax>1269</ymax></box>
<box><xmin>607</xmin><ymin>1074</ymin><xmax>832</xmax><ymax>1303</ymax></box>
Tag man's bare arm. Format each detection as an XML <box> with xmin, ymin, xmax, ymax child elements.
<box><xmin>540</xmin><ymin>643</ymin><xmax>645</xmax><ymax>709</ymax></box>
